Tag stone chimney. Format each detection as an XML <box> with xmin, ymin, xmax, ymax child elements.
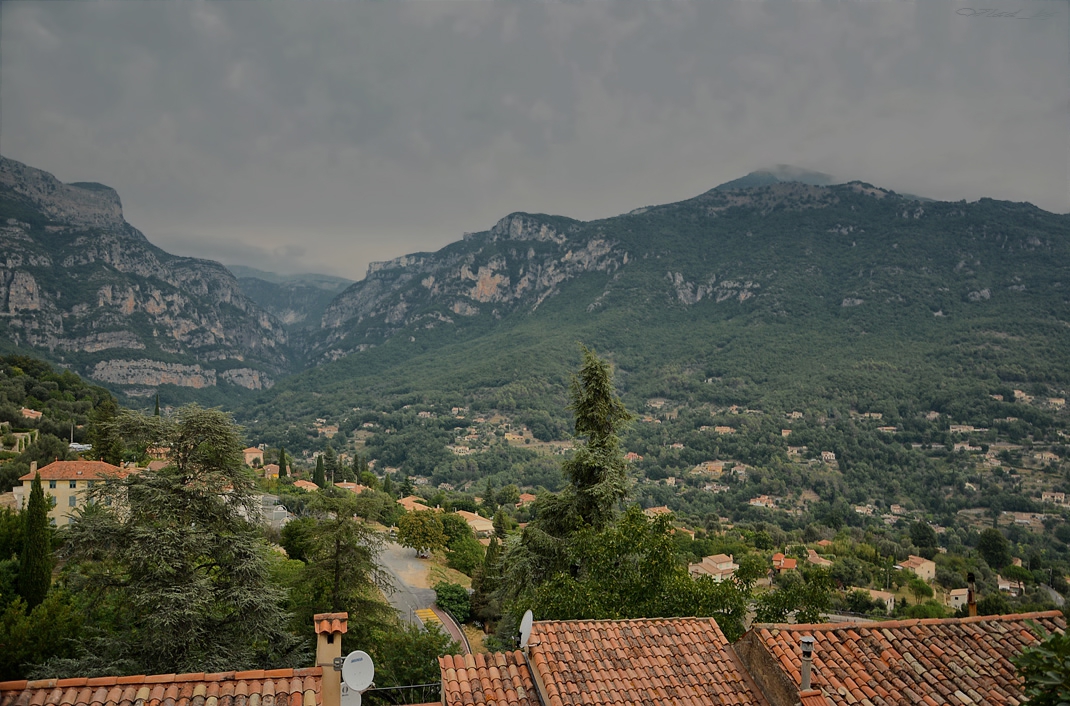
<box><xmin>30</xmin><ymin>460</ymin><xmax>37</xmax><ymax>474</ymax></box>
<box><xmin>314</xmin><ymin>612</ymin><xmax>348</xmax><ymax>706</ymax></box>
<box><xmin>967</xmin><ymin>572</ymin><xmax>977</xmax><ymax>617</ymax></box>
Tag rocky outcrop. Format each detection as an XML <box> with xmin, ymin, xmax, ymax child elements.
<box><xmin>316</xmin><ymin>212</ymin><xmax>627</xmax><ymax>358</ymax></box>
<box><xmin>91</xmin><ymin>360</ymin><xmax>217</xmax><ymax>388</ymax></box>
<box><xmin>0</xmin><ymin>157</ymin><xmax>125</xmax><ymax>230</ymax></box>
<box><xmin>0</xmin><ymin>155</ymin><xmax>291</xmax><ymax>393</ymax></box>
<box><xmin>220</xmin><ymin>367</ymin><xmax>274</xmax><ymax>390</ymax></box>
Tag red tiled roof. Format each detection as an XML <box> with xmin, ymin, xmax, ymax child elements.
<box><xmin>292</xmin><ymin>480</ymin><xmax>319</xmax><ymax>491</ymax></box>
<box><xmin>439</xmin><ymin>651</ymin><xmax>537</xmax><ymax>706</ymax></box>
<box><xmin>0</xmin><ymin>669</ymin><xmax>323</xmax><ymax>706</ymax></box>
<box><xmin>526</xmin><ymin>617</ymin><xmax>769</xmax><ymax>705</ymax></box>
<box><xmin>19</xmin><ymin>460</ymin><xmax>127</xmax><ymax>482</ymax></box>
<box><xmin>798</xmin><ymin>689</ymin><xmax>832</xmax><ymax>706</ymax></box>
<box><xmin>313</xmin><ymin>612</ymin><xmax>348</xmax><ymax>636</ymax></box>
<box><xmin>749</xmin><ymin>610</ymin><xmax>1066</xmax><ymax>706</ymax></box>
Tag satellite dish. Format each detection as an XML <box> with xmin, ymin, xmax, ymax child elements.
<box><xmin>341</xmin><ymin>650</ymin><xmax>375</xmax><ymax>692</ymax></box>
<box><xmin>340</xmin><ymin>684</ymin><xmax>361</xmax><ymax>706</ymax></box>
<box><xmin>519</xmin><ymin>609</ymin><xmax>534</xmax><ymax>649</ymax></box>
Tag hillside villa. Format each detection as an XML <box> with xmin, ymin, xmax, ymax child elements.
<box><xmin>689</xmin><ymin>553</ymin><xmax>739</xmax><ymax>582</ymax></box>
<box><xmin>14</xmin><ymin>460</ymin><xmax>131</xmax><ymax>526</ymax></box>
<box><xmin>895</xmin><ymin>554</ymin><xmax>936</xmax><ymax>582</ymax></box>
<box><xmin>242</xmin><ymin>447</ymin><xmax>264</xmax><ymax>467</ymax></box>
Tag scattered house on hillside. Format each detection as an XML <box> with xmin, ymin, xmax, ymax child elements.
<box><xmin>146</xmin><ymin>446</ymin><xmax>170</xmax><ymax>460</ymax></box>
<box><xmin>949</xmin><ymin>424</ymin><xmax>976</xmax><ymax>433</ymax></box>
<box><xmin>704</xmin><ymin>483</ymin><xmax>730</xmax><ymax>493</ymax></box>
<box><xmin>643</xmin><ymin>505</ymin><xmax>672</xmax><ymax>519</ymax></box>
<box><xmin>867</xmin><ymin>588</ymin><xmax>895</xmax><ymax>615</ymax></box>
<box><xmin>1035</xmin><ymin>451</ymin><xmax>1059</xmax><ymax>464</ymax></box>
<box><xmin>895</xmin><ymin>554</ymin><xmax>936</xmax><ymax>582</ymax></box>
<box><xmin>853</xmin><ymin>504</ymin><xmax>874</xmax><ymax>516</ymax></box>
<box><xmin>293</xmin><ymin>480</ymin><xmax>320</xmax><ymax>492</ymax></box>
<box><xmin>397</xmin><ymin>495</ymin><xmax>432</xmax><ymax>513</ymax></box>
<box><xmin>820</xmin><ymin>451</ymin><xmax>836</xmax><ymax>463</ymax></box>
<box><xmin>417</xmin><ymin>411</ymin><xmax>434</xmax><ymax>419</ymax></box>
<box><xmin>787</xmin><ymin>446</ymin><xmax>807</xmax><ymax>457</ymax></box>
<box><xmin>997</xmin><ymin>575</ymin><xmax>1022</xmax><ymax>597</ymax></box>
<box><xmin>456</xmin><ymin>510</ymin><xmax>494</xmax><ymax>536</ymax></box>
<box><xmin>243</xmin><ymin>447</ymin><xmax>264</xmax><ymax>467</ymax></box>
<box><xmin>1048</xmin><ymin>397</ymin><xmax>1065</xmax><ymax>408</ymax></box>
<box><xmin>815</xmin><ymin>539</ymin><xmax>832</xmax><ymax>548</ymax></box>
<box><xmin>877</xmin><ymin>426</ymin><xmax>898</xmax><ymax>433</ymax></box>
<box><xmin>694</xmin><ymin>460</ymin><xmax>726</xmax><ymax>476</ymax></box>
<box><xmin>947</xmin><ymin>587</ymin><xmax>969</xmax><ymax>611</ymax></box>
<box><xmin>672</xmin><ymin>527</ymin><xmax>696</xmax><ymax>539</ymax></box>
<box><xmin>807</xmin><ymin>549</ymin><xmax>833</xmax><ymax>568</ymax></box>
<box><xmin>517</xmin><ymin>492</ymin><xmax>537</xmax><ymax>506</ymax></box>
<box><xmin>1042</xmin><ymin>491</ymin><xmax>1066</xmax><ymax>505</ymax></box>
<box><xmin>734</xmin><ymin>610</ymin><xmax>1065</xmax><ymax>706</ymax></box>
<box><xmin>788</xmin><ymin>411</ymin><xmax>803</xmax><ymax>419</ymax></box>
<box><xmin>749</xmin><ymin>495</ymin><xmax>776</xmax><ymax>508</ymax></box>
<box><xmin>689</xmin><ymin>554</ymin><xmax>739</xmax><ymax>583</ymax></box>
<box><xmin>261</xmin><ymin>463</ymin><xmax>280</xmax><ymax>479</ymax></box>
<box><xmin>670</xmin><ymin>442</ymin><xmax>684</xmax><ymax>449</ymax></box>
<box><xmin>664</xmin><ymin>476</ymin><xmax>677</xmax><ymax>487</ymax></box>
<box><xmin>19</xmin><ymin>407</ymin><xmax>42</xmax><ymax>420</ymax></box>
<box><xmin>15</xmin><ymin>460</ymin><xmax>131</xmax><ymax>525</ymax></box>
<box><xmin>318</xmin><ymin>425</ymin><xmax>339</xmax><ymax>438</ymax></box>
<box><xmin>781</xmin><ymin>429</ymin><xmax>792</xmax><ymax>437</ymax></box>
<box><xmin>334</xmin><ymin>482</ymin><xmax>368</xmax><ymax>494</ymax></box>
<box><xmin>624</xmin><ymin>451</ymin><xmax>643</xmax><ymax>462</ymax></box>
<box><xmin>889</xmin><ymin>504</ymin><xmax>906</xmax><ymax>516</ymax></box>
<box><xmin>771</xmin><ymin>553</ymin><xmax>797</xmax><ymax>574</ymax></box>
<box><xmin>714</xmin><ymin>426</ymin><xmax>736</xmax><ymax>435</ymax></box>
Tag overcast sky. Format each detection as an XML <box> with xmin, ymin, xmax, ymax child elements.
<box><xmin>2</xmin><ymin>0</ymin><xmax>1067</xmax><ymax>279</ymax></box>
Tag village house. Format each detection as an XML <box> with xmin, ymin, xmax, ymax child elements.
<box><xmin>517</xmin><ymin>492</ymin><xmax>537</xmax><ymax>507</ymax></box>
<box><xmin>947</xmin><ymin>587</ymin><xmax>970</xmax><ymax>611</ymax></box>
<box><xmin>866</xmin><ymin>588</ymin><xmax>895</xmax><ymax>615</ymax></box>
<box><xmin>895</xmin><ymin>554</ymin><xmax>936</xmax><ymax>582</ymax></box>
<box><xmin>260</xmin><ymin>463</ymin><xmax>280</xmax><ymax>479</ymax></box>
<box><xmin>1042</xmin><ymin>490</ymin><xmax>1066</xmax><ymax>505</ymax></box>
<box><xmin>714</xmin><ymin>425</ymin><xmax>736</xmax><ymax>435</ymax></box>
<box><xmin>623</xmin><ymin>451</ymin><xmax>643</xmax><ymax>462</ymax></box>
<box><xmin>292</xmin><ymin>479</ymin><xmax>320</xmax><ymax>492</ymax></box>
<box><xmin>997</xmin><ymin>575</ymin><xmax>1022</xmax><ymax>597</ymax></box>
<box><xmin>771</xmin><ymin>553</ymin><xmax>797</xmax><ymax>574</ymax></box>
<box><xmin>397</xmin><ymin>495</ymin><xmax>433</xmax><ymax>513</ymax></box>
<box><xmin>242</xmin><ymin>447</ymin><xmax>264</xmax><ymax>467</ymax></box>
<box><xmin>786</xmin><ymin>446</ymin><xmax>807</xmax><ymax>457</ymax></box>
<box><xmin>820</xmin><ymin>451</ymin><xmax>836</xmax><ymax>463</ymax></box>
<box><xmin>853</xmin><ymin>504</ymin><xmax>874</xmax><ymax>516</ymax></box>
<box><xmin>689</xmin><ymin>553</ymin><xmax>739</xmax><ymax>583</ymax></box>
<box><xmin>334</xmin><ymin>482</ymin><xmax>368</xmax><ymax>494</ymax></box>
<box><xmin>643</xmin><ymin>505</ymin><xmax>672</xmax><ymax>519</ymax></box>
<box><xmin>19</xmin><ymin>407</ymin><xmax>43</xmax><ymax>421</ymax></box>
<box><xmin>806</xmin><ymin>549</ymin><xmax>833</xmax><ymax>568</ymax></box>
<box><xmin>781</xmin><ymin>429</ymin><xmax>792</xmax><ymax>437</ymax></box>
<box><xmin>455</xmin><ymin>510</ymin><xmax>494</xmax><ymax>536</ymax></box>
<box><xmin>694</xmin><ymin>460</ymin><xmax>725</xmax><ymax>475</ymax></box>
<box><xmin>749</xmin><ymin>495</ymin><xmax>776</xmax><ymax>508</ymax></box>
<box><xmin>15</xmin><ymin>460</ymin><xmax>132</xmax><ymax>526</ymax></box>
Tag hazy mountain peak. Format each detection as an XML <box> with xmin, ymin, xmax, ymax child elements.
<box><xmin>713</xmin><ymin>165</ymin><xmax>837</xmax><ymax>191</ymax></box>
<box><xmin>0</xmin><ymin>155</ymin><xmax>125</xmax><ymax>230</ymax></box>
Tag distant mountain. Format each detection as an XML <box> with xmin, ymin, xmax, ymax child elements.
<box><xmin>714</xmin><ymin>165</ymin><xmax>836</xmax><ymax>191</ymax></box>
<box><xmin>0</xmin><ymin>156</ymin><xmax>292</xmax><ymax>400</ymax></box>
<box><xmin>226</xmin><ymin>266</ymin><xmax>352</xmax><ymax>335</ymax></box>
<box><xmin>243</xmin><ymin>176</ymin><xmax>1070</xmax><ymax>440</ymax></box>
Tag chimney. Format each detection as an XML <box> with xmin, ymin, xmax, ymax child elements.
<box><xmin>314</xmin><ymin>612</ymin><xmax>348</xmax><ymax>706</ymax></box>
<box><xmin>799</xmin><ymin>636</ymin><xmax>815</xmax><ymax>691</ymax></box>
<box><xmin>30</xmin><ymin>461</ymin><xmax>38</xmax><ymax>474</ymax></box>
<box><xmin>967</xmin><ymin>572</ymin><xmax>977</xmax><ymax>617</ymax></box>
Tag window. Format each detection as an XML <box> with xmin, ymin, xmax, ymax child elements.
<box><xmin>70</xmin><ymin>480</ymin><xmax>77</xmax><ymax>489</ymax></box>
<box><xmin>49</xmin><ymin>480</ymin><xmax>56</xmax><ymax>489</ymax></box>
<box><xmin>69</xmin><ymin>495</ymin><xmax>77</xmax><ymax>507</ymax></box>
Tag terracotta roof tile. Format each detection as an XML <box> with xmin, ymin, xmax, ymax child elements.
<box><xmin>749</xmin><ymin>611</ymin><xmax>1065</xmax><ymax>706</ymax></box>
<box><xmin>0</xmin><ymin>671</ymin><xmax>323</xmax><ymax>706</ymax></box>
<box><xmin>525</xmin><ymin>617</ymin><xmax>769</xmax><ymax>705</ymax></box>
<box><xmin>312</xmin><ymin>613</ymin><xmax>348</xmax><ymax>636</ymax></box>
<box><xmin>19</xmin><ymin>461</ymin><xmax>130</xmax><ymax>482</ymax></box>
<box><xmin>438</xmin><ymin>650</ymin><xmax>537</xmax><ymax>706</ymax></box>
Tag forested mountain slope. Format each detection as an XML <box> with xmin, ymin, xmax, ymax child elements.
<box><xmin>243</xmin><ymin>177</ymin><xmax>1070</xmax><ymax>442</ymax></box>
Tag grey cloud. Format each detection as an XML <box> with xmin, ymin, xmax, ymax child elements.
<box><xmin>1</xmin><ymin>0</ymin><xmax>1066</xmax><ymax>281</ymax></box>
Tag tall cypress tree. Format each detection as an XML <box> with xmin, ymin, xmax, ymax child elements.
<box><xmin>154</xmin><ymin>394</ymin><xmax>161</xmax><ymax>417</ymax></box>
<box><xmin>314</xmin><ymin>454</ymin><xmax>326</xmax><ymax>488</ymax></box>
<box><xmin>18</xmin><ymin>472</ymin><xmax>53</xmax><ymax>609</ymax></box>
<box><xmin>278</xmin><ymin>446</ymin><xmax>288</xmax><ymax>478</ymax></box>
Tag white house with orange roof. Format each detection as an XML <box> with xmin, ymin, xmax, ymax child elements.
<box><xmin>689</xmin><ymin>553</ymin><xmax>739</xmax><ymax>583</ymax></box>
<box><xmin>16</xmin><ymin>460</ymin><xmax>131</xmax><ymax>525</ymax></box>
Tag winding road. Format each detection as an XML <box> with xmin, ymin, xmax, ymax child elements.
<box><xmin>378</xmin><ymin>540</ymin><xmax>470</xmax><ymax>652</ymax></box>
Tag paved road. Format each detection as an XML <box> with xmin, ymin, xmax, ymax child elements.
<box><xmin>378</xmin><ymin>541</ymin><xmax>437</xmax><ymax>625</ymax></box>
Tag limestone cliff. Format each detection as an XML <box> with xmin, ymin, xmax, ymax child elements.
<box><xmin>0</xmin><ymin>156</ymin><xmax>290</xmax><ymax>394</ymax></box>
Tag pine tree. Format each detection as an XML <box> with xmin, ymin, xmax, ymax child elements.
<box><xmin>278</xmin><ymin>446</ymin><xmax>288</xmax><ymax>478</ymax></box>
<box><xmin>493</xmin><ymin>508</ymin><xmax>508</xmax><ymax>539</ymax></box>
<box><xmin>18</xmin><ymin>472</ymin><xmax>53</xmax><ymax>609</ymax></box>
<box><xmin>323</xmin><ymin>445</ymin><xmax>337</xmax><ymax>485</ymax></box>
<box><xmin>86</xmin><ymin>396</ymin><xmax>125</xmax><ymax>466</ymax></box>
<box><xmin>382</xmin><ymin>474</ymin><xmax>395</xmax><ymax>497</ymax></box>
<box><xmin>314</xmin><ymin>455</ymin><xmax>326</xmax><ymax>488</ymax></box>
<box><xmin>400</xmin><ymin>475</ymin><xmax>415</xmax><ymax>496</ymax></box>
